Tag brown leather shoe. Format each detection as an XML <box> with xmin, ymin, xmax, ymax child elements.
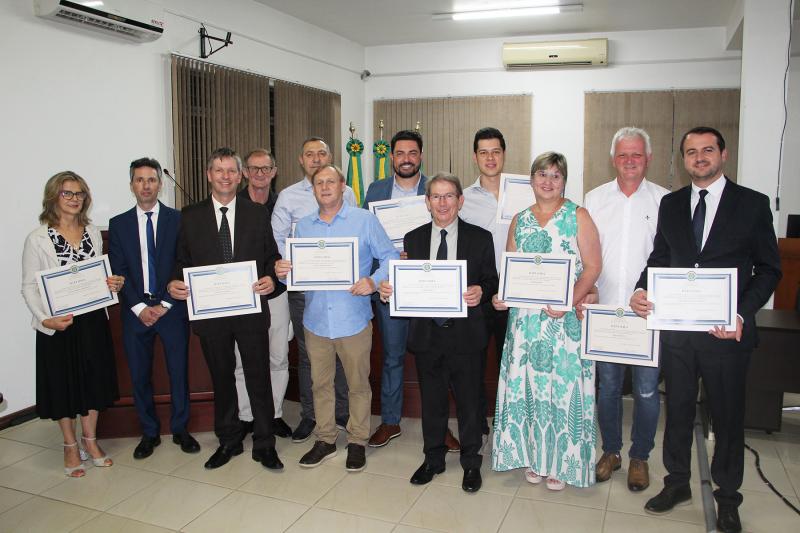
<box><xmin>627</xmin><ymin>458</ymin><xmax>650</xmax><ymax>492</ymax></box>
<box><xmin>368</xmin><ymin>424</ymin><xmax>401</xmax><ymax>447</ymax></box>
<box><xmin>595</xmin><ymin>451</ymin><xmax>621</xmax><ymax>482</ymax></box>
<box><xmin>445</xmin><ymin>428</ymin><xmax>460</xmax><ymax>453</ymax></box>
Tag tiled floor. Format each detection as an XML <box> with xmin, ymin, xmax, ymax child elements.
<box><xmin>1</xmin><ymin>398</ymin><xmax>799</xmax><ymax>532</ymax></box>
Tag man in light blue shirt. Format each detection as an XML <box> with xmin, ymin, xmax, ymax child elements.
<box><xmin>276</xmin><ymin>165</ymin><xmax>398</xmax><ymax>472</ymax></box>
<box><xmin>271</xmin><ymin>137</ymin><xmax>356</xmax><ymax>442</ymax></box>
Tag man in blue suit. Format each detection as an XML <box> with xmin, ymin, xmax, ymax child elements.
<box><xmin>109</xmin><ymin>157</ymin><xmax>199</xmax><ymax>459</ymax></box>
<box><xmin>364</xmin><ymin>130</ymin><xmax>458</xmax><ymax>452</ymax></box>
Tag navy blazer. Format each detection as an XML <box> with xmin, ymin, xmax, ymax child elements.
<box><xmin>635</xmin><ymin>179</ymin><xmax>782</xmax><ymax>352</ymax></box>
<box><xmin>108</xmin><ymin>201</ymin><xmax>184</xmax><ymax>315</ymax></box>
<box><xmin>403</xmin><ymin>218</ymin><xmax>498</xmax><ymax>355</ymax></box>
<box><xmin>363</xmin><ymin>174</ymin><xmax>428</xmax><ymax>207</ymax></box>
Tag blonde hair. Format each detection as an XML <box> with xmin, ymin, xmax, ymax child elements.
<box><xmin>39</xmin><ymin>171</ymin><xmax>92</xmax><ymax>227</ymax></box>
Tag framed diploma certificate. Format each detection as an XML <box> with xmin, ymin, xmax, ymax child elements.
<box><xmin>497</xmin><ymin>252</ymin><xmax>575</xmax><ymax>311</ymax></box>
<box><xmin>368</xmin><ymin>196</ymin><xmax>431</xmax><ymax>250</ymax></box>
<box><xmin>184</xmin><ymin>260</ymin><xmax>262</xmax><ymax>321</ymax></box>
<box><xmin>389</xmin><ymin>259</ymin><xmax>468</xmax><ymax>318</ymax></box>
<box><xmin>36</xmin><ymin>254</ymin><xmax>118</xmax><ymax>317</ymax></box>
<box><xmin>496</xmin><ymin>173</ymin><xmax>534</xmax><ymax>224</ymax></box>
<box><xmin>646</xmin><ymin>267</ymin><xmax>737</xmax><ymax>331</ymax></box>
<box><xmin>581</xmin><ymin>305</ymin><xmax>660</xmax><ymax>367</ymax></box>
<box><xmin>286</xmin><ymin>237</ymin><xmax>359</xmax><ymax>291</ymax></box>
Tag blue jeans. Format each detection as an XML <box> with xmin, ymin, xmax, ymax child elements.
<box><xmin>373</xmin><ymin>296</ymin><xmax>409</xmax><ymax>425</ymax></box>
<box><xmin>596</xmin><ymin>361</ymin><xmax>660</xmax><ymax>460</ymax></box>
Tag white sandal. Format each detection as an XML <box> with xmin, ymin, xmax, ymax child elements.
<box><xmin>81</xmin><ymin>436</ymin><xmax>113</xmax><ymax>467</ymax></box>
<box><xmin>524</xmin><ymin>468</ymin><xmax>543</xmax><ymax>484</ymax></box>
<box><xmin>546</xmin><ymin>476</ymin><xmax>566</xmax><ymax>491</ymax></box>
<box><xmin>63</xmin><ymin>442</ymin><xmax>86</xmax><ymax>478</ymax></box>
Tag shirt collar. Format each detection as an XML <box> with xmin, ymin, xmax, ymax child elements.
<box><xmin>691</xmin><ymin>175</ymin><xmax>726</xmax><ymax>198</ymax></box>
<box><xmin>212</xmin><ymin>195</ymin><xmax>236</xmax><ymax>211</ymax></box>
<box><xmin>613</xmin><ymin>177</ymin><xmax>648</xmax><ymax>196</ymax></box>
<box><xmin>433</xmin><ymin>217</ymin><xmax>459</xmax><ymax>234</ymax></box>
<box><xmin>136</xmin><ymin>201</ymin><xmax>160</xmax><ymax>217</ymax></box>
<box><xmin>313</xmin><ymin>202</ymin><xmax>350</xmax><ymax>224</ymax></box>
<box><xmin>392</xmin><ymin>175</ymin><xmax>421</xmax><ymax>193</ymax></box>
<box><xmin>301</xmin><ymin>177</ymin><xmax>313</xmax><ymax>191</ymax></box>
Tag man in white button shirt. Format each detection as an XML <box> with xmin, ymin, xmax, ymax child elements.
<box><xmin>584</xmin><ymin>127</ymin><xmax>668</xmax><ymax>492</ymax></box>
<box><xmin>461</xmin><ymin>127</ymin><xmax>511</xmax><ymax>437</ymax></box>
<box><xmin>271</xmin><ymin>137</ymin><xmax>357</xmax><ymax>442</ymax></box>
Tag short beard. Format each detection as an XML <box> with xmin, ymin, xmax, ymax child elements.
<box><xmin>394</xmin><ymin>163</ymin><xmax>421</xmax><ymax>179</ymax></box>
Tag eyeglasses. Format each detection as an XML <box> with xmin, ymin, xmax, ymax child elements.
<box><xmin>59</xmin><ymin>190</ymin><xmax>87</xmax><ymax>200</ymax></box>
<box><xmin>533</xmin><ymin>171</ymin><xmax>564</xmax><ymax>181</ymax></box>
<box><xmin>246</xmin><ymin>165</ymin><xmax>275</xmax><ymax>175</ymax></box>
<box><xmin>429</xmin><ymin>193</ymin><xmax>459</xmax><ymax>202</ymax></box>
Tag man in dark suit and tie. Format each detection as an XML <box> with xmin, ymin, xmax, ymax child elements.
<box><xmin>168</xmin><ymin>147</ymin><xmax>283</xmax><ymax>471</ymax></box>
<box><xmin>109</xmin><ymin>157</ymin><xmax>199</xmax><ymax>460</ymax></box>
<box><xmin>630</xmin><ymin>127</ymin><xmax>781</xmax><ymax>532</ymax></box>
<box><xmin>379</xmin><ymin>173</ymin><xmax>498</xmax><ymax>493</ymax></box>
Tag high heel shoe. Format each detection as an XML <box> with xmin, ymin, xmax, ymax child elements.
<box><xmin>63</xmin><ymin>442</ymin><xmax>86</xmax><ymax>478</ymax></box>
<box><xmin>81</xmin><ymin>436</ymin><xmax>113</xmax><ymax>467</ymax></box>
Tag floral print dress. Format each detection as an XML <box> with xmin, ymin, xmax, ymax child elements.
<box><xmin>491</xmin><ymin>200</ymin><xmax>596</xmax><ymax>487</ymax></box>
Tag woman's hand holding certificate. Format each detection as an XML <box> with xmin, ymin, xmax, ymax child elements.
<box><xmin>36</xmin><ymin>255</ymin><xmax>119</xmax><ymax>318</ymax></box>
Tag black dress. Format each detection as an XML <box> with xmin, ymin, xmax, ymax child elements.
<box><xmin>35</xmin><ymin>228</ymin><xmax>119</xmax><ymax>420</ymax></box>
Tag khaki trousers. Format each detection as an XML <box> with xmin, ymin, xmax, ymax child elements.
<box><xmin>305</xmin><ymin>324</ymin><xmax>372</xmax><ymax>445</ymax></box>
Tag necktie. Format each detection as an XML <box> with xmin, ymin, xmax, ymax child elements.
<box><xmin>692</xmin><ymin>189</ymin><xmax>708</xmax><ymax>253</ymax></box>
<box><xmin>219</xmin><ymin>206</ymin><xmax>233</xmax><ymax>262</ymax></box>
<box><xmin>145</xmin><ymin>211</ymin><xmax>157</xmax><ymax>296</ymax></box>
<box><xmin>436</xmin><ymin>229</ymin><xmax>448</xmax><ymax>260</ymax></box>
<box><xmin>434</xmin><ymin>229</ymin><xmax>449</xmax><ymax>326</ymax></box>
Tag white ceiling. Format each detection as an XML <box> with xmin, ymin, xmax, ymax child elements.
<box><xmin>253</xmin><ymin>0</ymin><xmax>739</xmax><ymax>46</ymax></box>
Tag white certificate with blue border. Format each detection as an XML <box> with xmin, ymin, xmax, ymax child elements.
<box><xmin>646</xmin><ymin>267</ymin><xmax>737</xmax><ymax>331</ymax></box>
<box><xmin>368</xmin><ymin>196</ymin><xmax>430</xmax><ymax>250</ymax></box>
<box><xmin>389</xmin><ymin>260</ymin><xmax>468</xmax><ymax>318</ymax></box>
<box><xmin>581</xmin><ymin>305</ymin><xmax>660</xmax><ymax>367</ymax></box>
<box><xmin>497</xmin><ymin>252</ymin><xmax>575</xmax><ymax>311</ymax></box>
<box><xmin>184</xmin><ymin>260</ymin><xmax>261</xmax><ymax>321</ymax></box>
<box><xmin>36</xmin><ymin>254</ymin><xmax>118</xmax><ymax>317</ymax></box>
<box><xmin>286</xmin><ymin>237</ymin><xmax>359</xmax><ymax>291</ymax></box>
<box><xmin>496</xmin><ymin>173</ymin><xmax>534</xmax><ymax>224</ymax></box>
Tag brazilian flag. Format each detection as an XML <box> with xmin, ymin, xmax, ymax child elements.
<box><xmin>346</xmin><ymin>138</ymin><xmax>365</xmax><ymax>206</ymax></box>
<box><xmin>373</xmin><ymin>139</ymin><xmax>390</xmax><ymax>181</ymax></box>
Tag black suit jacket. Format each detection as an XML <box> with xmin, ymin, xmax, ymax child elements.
<box><xmin>635</xmin><ymin>178</ymin><xmax>781</xmax><ymax>352</ymax></box>
<box><xmin>404</xmin><ymin>218</ymin><xmax>498</xmax><ymax>354</ymax></box>
<box><xmin>174</xmin><ymin>196</ymin><xmax>281</xmax><ymax>337</ymax></box>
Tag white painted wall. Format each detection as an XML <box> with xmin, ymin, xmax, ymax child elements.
<box><xmin>0</xmin><ymin>0</ymin><xmax>365</xmax><ymax>416</ymax></box>
<box><xmin>363</xmin><ymin>27</ymin><xmax>742</xmax><ymax>202</ymax></box>
<box><xmin>782</xmin><ymin>59</ymin><xmax>800</xmax><ymax>238</ymax></box>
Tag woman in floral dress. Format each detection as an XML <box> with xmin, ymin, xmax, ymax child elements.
<box><xmin>491</xmin><ymin>152</ymin><xmax>601</xmax><ymax>490</ymax></box>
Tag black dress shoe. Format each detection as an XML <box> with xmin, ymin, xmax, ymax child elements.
<box><xmin>716</xmin><ymin>505</ymin><xmax>742</xmax><ymax>533</ymax></box>
<box><xmin>133</xmin><ymin>435</ymin><xmax>161</xmax><ymax>459</ymax></box>
<box><xmin>172</xmin><ymin>432</ymin><xmax>200</xmax><ymax>454</ymax></box>
<box><xmin>644</xmin><ymin>485</ymin><xmax>692</xmax><ymax>514</ymax></box>
<box><xmin>273</xmin><ymin>418</ymin><xmax>292</xmax><ymax>438</ymax></box>
<box><xmin>204</xmin><ymin>443</ymin><xmax>244</xmax><ymax>469</ymax></box>
<box><xmin>252</xmin><ymin>447</ymin><xmax>284</xmax><ymax>470</ymax></box>
<box><xmin>410</xmin><ymin>462</ymin><xmax>445</xmax><ymax>485</ymax></box>
<box><xmin>462</xmin><ymin>468</ymin><xmax>482</xmax><ymax>493</ymax></box>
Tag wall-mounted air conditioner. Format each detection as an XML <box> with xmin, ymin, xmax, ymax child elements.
<box><xmin>34</xmin><ymin>0</ymin><xmax>165</xmax><ymax>42</ymax></box>
<box><xmin>502</xmin><ymin>38</ymin><xmax>608</xmax><ymax>69</ymax></box>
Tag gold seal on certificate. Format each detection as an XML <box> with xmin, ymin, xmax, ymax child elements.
<box><xmin>36</xmin><ymin>254</ymin><xmax>118</xmax><ymax>317</ymax></box>
<box><xmin>581</xmin><ymin>305</ymin><xmax>660</xmax><ymax>367</ymax></box>
<box><xmin>286</xmin><ymin>237</ymin><xmax>359</xmax><ymax>291</ymax></box>
<box><xmin>646</xmin><ymin>267</ymin><xmax>738</xmax><ymax>331</ymax></box>
<box><xmin>497</xmin><ymin>252</ymin><xmax>575</xmax><ymax>311</ymax></box>
<box><xmin>388</xmin><ymin>259</ymin><xmax>468</xmax><ymax>318</ymax></box>
<box><xmin>184</xmin><ymin>260</ymin><xmax>262</xmax><ymax>321</ymax></box>
<box><xmin>496</xmin><ymin>173</ymin><xmax>534</xmax><ymax>224</ymax></box>
<box><xmin>368</xmin><ymin>196</ymin><xmax>430</xmax><ymax>250</ymax></box>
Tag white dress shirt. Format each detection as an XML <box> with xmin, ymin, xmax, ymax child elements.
<box><xmin>584</xmin><ymin>178</ymin><xmax>668</xmax><ymax>306</ymax></box>
<box><xmin>429</xmin><ymin>218</ymin><xmax>459</xmax><ymax>260</ymax></box>
<box><xmin>131</xmin><ymin>202</ymin><xmax>171</xmax><ymax>317</ymax></box>
<box><xmin>212</xmin><ymin>195</ymin><xmax>237</xmax><ymax>252</ymax></box>
<box><xmin>461</xmin><ymin>177</ymin><xmax>509</xmax><ymax>273</ymax></box>
<box><xmin>691</xmin><ymin>174</ymin><xmax>727</xmax><ymax>251</ymax></box>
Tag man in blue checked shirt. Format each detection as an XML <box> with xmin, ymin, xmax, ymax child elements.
<box><xmin>275</xmin><ymin>164</ymin><xmax>398</xmax><ymax>472</ymax></box>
